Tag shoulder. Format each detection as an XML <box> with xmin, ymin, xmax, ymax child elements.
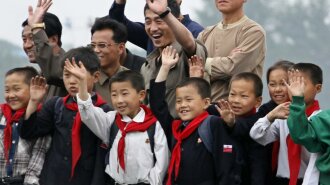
<box><xmin>241</xmin><ymin>17</ymin><xmax>266</xmax><ymax>36</ymax></box>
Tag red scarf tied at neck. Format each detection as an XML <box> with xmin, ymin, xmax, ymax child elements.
<box><xmin>166</xmin><ymin>111</ymin><xmax>209</xmax><ymax>185</ymax></box>
<box><xmin>62</xmin><ymin>94</ymin><xmax>106</xmax><ymax>178</ymax></box>
<box><xmin>115</xmin><ymin>105</ymin><xmax>157</xmax><ymax>171</ymax></box>
<box><xmin>1</xmin><ymin>104</ymin><xmax>26</xmax><ymax>162</ymax></box>
<box><xmin>287</xmin><ymin>100</ymin><xmax>320</xmax><ymax>185</ymax></box>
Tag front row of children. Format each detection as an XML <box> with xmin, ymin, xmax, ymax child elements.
<box><xmin>1</xmin><ymin>46</ymin><xmax>329</xmax><ymax>185</ymax></box>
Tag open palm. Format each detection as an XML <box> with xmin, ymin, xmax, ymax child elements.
<box><xmin>285</xmin><ymin>70</ymin><xmax>305</xmax><ymax>97</ymax></box>
<box><xmin>161</xmin><ymin>46</ymin><xmax>179</xmax><ymax>68</ymax></box>
<box><xmin>30</xmin><ymin>76</ymin><xmax>48</xmax><ymax>103</ymax></box>
<box><xmin>146</xmin><ymin>0</ymin><xmax>167</xmax><ymax>15</ymax></box>
<box><xmin>28</xmin><ymin>0</ymin><xmax>53</xmax><ymax>25</ymax></box>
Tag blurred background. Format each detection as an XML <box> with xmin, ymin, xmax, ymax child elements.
<box><xmin>1</xmin><ymin>0</ymin><xmax>330</xmax><ymax>107</ymax></box>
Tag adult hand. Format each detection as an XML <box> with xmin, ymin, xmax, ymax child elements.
<box><xmin>28</xmin><ymin>0</ymin><xmax>53</xmax><ymax>26</ymax></box>
<box><xmin>188</xmin><ymin>55</ymin><xmax>204</xmax><ymax>78</ymax></box>
<box><xmin>146</xmin><ymin>0</ymin><xmax>168</xmax><ymax>15</ymax></box>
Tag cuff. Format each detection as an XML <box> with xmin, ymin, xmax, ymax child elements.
<box><xmin>77</xmin><ymin>93</ymin><xmax>92</xmax><ymax>107</ymax></box>
<box><xmin>291</xmin><ymin>96</ymin><xmax>305</xmax><ymax>105</ymax></box>
<box><xmin>205</xmin><ymin>58</ymin><xmax>212</xmax><ymax>75</ymax></box>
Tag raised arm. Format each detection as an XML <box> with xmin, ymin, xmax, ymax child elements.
<box><xmin>146</xmin><ymin>0</ymin><xmax>196</xmax><ymax>55</ymax></box>
<box><xmin>109</xmin><ymin>0</ymin><xmax>149</xmax><ymax>50</ymax></box>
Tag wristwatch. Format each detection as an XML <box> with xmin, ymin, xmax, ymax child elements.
<box><xmin>31</xmin><ymin>22</ymin><xmax>46</xmax><ymax>30</ymax></box>
<box><xmin>159</xmin><ymin>7</ymin><xmax>171</xmax><ymax>19</ymax></box>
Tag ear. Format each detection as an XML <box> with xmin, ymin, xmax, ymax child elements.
<box><xmin>203</xmin><ymin>98</ymin><xmax>211</xmax><ymax>110</ymax></box>
<box><xmin>138</xmin><ymin>90</ymin><xmax>146</xmax><ymax>102</ymax></box>
<box><xmin>118</xmin><ymin>43</ymin><xmax>126</xmax><ymax>55</ymax></box>
<box><xmin>92</xmin><ymin>71</ymin><xmax>100</xmax><ymax>83</ymax></box>
<box><xmin>255</xmin><ymin>96</ymin><xmax>262</xmax><ymax>108</ymax></box>
<box><xmin>48</xmin><ymin>35</ymin><xmax>59</xmax><ymax>46</ymax></box>
<box><xmin>316</xmin><ymin>84</ymin><xmax>322</xmax><ymax>94</ymax></box>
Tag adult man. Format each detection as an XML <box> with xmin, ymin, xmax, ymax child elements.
<box><xmin>90</xmin><ymin>17</ymin><xmax>130</xmax><ymax>105</ymax></box>
<box><xmin>22</xmin><ymin>0</ymin><xmax>67</xmax><ymax>99</ymax></box>
<box><xmin>198</xmin><ymin>0</ymin><xmax>266</xmax><ymax>102</ymax></box>
<box><xmin>141</xmin><ymin>0</ymin><xmax>207</xmax><ymax>117</ymax></box>
<box><xmin>109</xmin><ymin>0</ymin><xmax>204</xmax><ymax>54</ymax></box>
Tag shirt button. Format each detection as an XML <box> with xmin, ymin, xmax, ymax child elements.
<box><xmin>66</xmin><ymin>142</ymin><xmax>70</xmax><ymax>146</ymax></box>
<box><xmin>64</xmin><ymin>156</ymin><xmax>68</xmax><ymax>161</ymax></box>
<box><xmin>12</xmin><ymin>140</ymin><xmax>16</xmax><ymax>144</ymax></box>
<box><xmin>9</xmin><ymin>159</ymin><xmax>13</xmax><ymax>163</ymax></box>
<box><xmin>15</xmin><ymin>123</ymin><xmax>19</xmax><ymax>126</ymax></box>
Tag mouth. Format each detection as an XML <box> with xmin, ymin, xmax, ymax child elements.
<box><xmin>231</xmin><ymin>106</ymin><xmax>242</xmax><ymax>112</ymax></box>
<box><xmin>117</xmin><ymin>106</ymin><xmax>127</xmax><ymax>112</ymax></box>
<box><xmin>179</xmin><ymin>109</ymin><xmax>190</xmax><ymax>114</ymax></box>
<box><xmin>274</xmin><ymin>95</ymin><xmax>285</xmax><ymax>99</ymax></box>
<box><xmin>69</xmin><ymin>87</ymin><xmax>78</xmax><ymax>93</ymax></box>
<box><xmin>151</xmin><ymin>33</ymin><xmax>163</xmax><ymax>41</ymax></box>
<box><xmin>26</xmin><ymin>50</ymin><xmax>35</xmax><ymax>58</ymax></box>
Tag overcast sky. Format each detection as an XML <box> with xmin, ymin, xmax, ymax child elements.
<box><xmin>0</xmin><ymin>0</ymin><xmax>203</xmax><ymax>50</ymax></box>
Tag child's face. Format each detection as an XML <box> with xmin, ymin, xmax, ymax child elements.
<box><xmin>268</xmin><ymin>69</ymin><xmax>289</xmax><ymax>105</ymax></box>
<box><xmin>299</xmin><ymin>72</ymin><xmax>322</xmax><ymax>108</ymax></box>
<box><xmin>228</xmin><ymin>79</ymin><xmax>262</xmax><ymax>117</ymax></box>
<box><xmin>63</xmin><ymin>69</ymin><xmax>98</xmax><ymax>97</ymax></box>
<box><xmin>4</xmin><ymin>73</ymin><xmax>30</xmax><ymax>110</ymax></box>
<box><xmin>110</xmin><ymin>81</ymin><xmax>145</xmax><ymax>118</ymax></box>
<box><xmin>175</xmin><ymin>85</ymin><xmax>210</xmax><ymax>121</ymax></box>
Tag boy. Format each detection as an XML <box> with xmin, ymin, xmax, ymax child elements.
<box><xmin>286</xmin><ymin>65</ymin><xmax>327</xmax><ymax>184</ymax></box>
<box><xmin>150</xmin><ymin>46</ymin><xmax>243</xmax><ymax>185</ymax></box>
<box><xmin>75</xmin><ymin>69</ymin><xmax>170</xmax><ymax>185</ymax></box>
<box><xmin>1</xmin><ymin>67</ymin><xmax>50</xmax><ymax>185</ymax></box>
<box><xmin>250</xmin><ymin>63</ymin><xmax>323</xmax><ymax>185</ymax></box>
<box><xmin>20</xmin><ymin>47</ymin><xmax>110</xmax><ymax>185</ymax></box>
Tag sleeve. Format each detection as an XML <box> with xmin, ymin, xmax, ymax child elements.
<box><xmin>77</xmin><ymin>93</ymin><xmax>116</xmax><ymax>144</ymax></box>
<box><xmin>230</xmin><ymin>114</ymin><xmax>260</xmax><ymax>139</ymax></box>
<box><xmin>148</xmin><ymin>122</ymin><xmax>170</xmax><ymax>185</ymax></box>
<box><xmin>205</xmin><ymin>27</ymin><xmax>265</xmax><ymax>80</ymax></box>
<box><xmin>149</xmin><ymin>80</ymin><xmax>174</xmax><ymax>140</ymax></box>
<box><xmin>20</xmin><ymin>98</ymin><xmax>57</xmax><ymax>139</ymax></box>
<box><xmin>249</xmin><ymin>117</ymin><xmax>280</xmax><ymax>146</ymax></box>
<box><xmin>108</xmin><ymin>1</ymin><xmax>149</xmax><ymax>50</ymax></box>
<box><xmin>24</xmin><ymin>136</ymin><xmax>52</xmax><ymax>185</ymax></box>
<box><xmin>33</xmin><ymin>30</ymin><xmax>64</xmax><ymax>87</ymax></box>
<box><xmin>287</xmin><ymin>96</ymin><xmax>323</xmax><ymax>153</ymax></box>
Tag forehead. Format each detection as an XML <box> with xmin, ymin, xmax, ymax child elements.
<box><xmin>91</xmin><ymin>29</ymin><xmax>114</xmax><ymax>42</ymax></box>
<box><xmin>22</xmin><ymin>25</ymin><xmax>32</xmax><ymax>36</ymax></box>
<box><xmin>176</xmin><ymin>85</ymin><xmax>200</xmax><ymax>97</ymax></box>
<box><xmin>230</xmin><ymin>79</ymin><xmax>255</xmax><ymax>92</ymax></box>
<box><xmin>5</xmin><ymin>73</ymin><xmax>27</xmax><ymax>85</ymax></box>
<box><xmin>269</xmin><ymin>69</ymin><xmax>287</xmax><ymax>79</ymax></box>
<box><xmin>110</xmin><ymin>81</ymin><xmax>135</xmax><ymax>91</ymax></box>
<box><xmin>145</xmin><ymin>9</ymin><xmax>161</xmax><ymax>20</ymax></box>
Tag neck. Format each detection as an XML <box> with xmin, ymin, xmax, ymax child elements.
<box><xmin>52</xmin><ymin>45</ymin><xmax>61</xmax><ymax>55</ymax></box>
<box><xmin>102</xmin><ymin>62</ymin><xmax>121</xmax><ymax>77</ymax></box>
<box><xmin>120</xmin><ymin>49</ymin><xmax>127</xmax><ymax>66</ymax></box>
<box><xmin>222</xmin><ymin>10</ymin><xmax>244</xmax><ymax>25</ymax></box>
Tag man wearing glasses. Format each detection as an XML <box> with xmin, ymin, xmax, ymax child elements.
<box><xmin>90</xmin><ymin>17</ymin><xmax>130</xmax><ymax>106</ymax></box>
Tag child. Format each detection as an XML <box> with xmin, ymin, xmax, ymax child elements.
<box><xmin>150</xmin><ymin>46</ymin><xmax>243</xmax><ymax>185</ymax></box>
<box><xmin>286</xmin><ymin>65</ymin><xmax>328</xmax><ymax>185</ymax></box>
<box><xmin>20</xmin><ymin>47</ymin><xmax>110</xmax><ymax>185</ymax></box>
<box><xmin>75</xmin><ymin>69</ymin><xmax>170</xmax><ymax>185</ymax></box>
<box><xmin>0</xmin><ymin>66</ymin><xmax>50</xmax><ymax>185</ymax></box>
<box><xmin>250</xmin><ymin>63</ymin><xmax>323</xmax><ymax>185</ymax></box>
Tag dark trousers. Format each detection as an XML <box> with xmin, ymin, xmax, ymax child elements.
<box><xmin>0</xmin><ymin>175</ymin><xmax>24</xmax><ymax>185</ymax></box>
<box><xmin>105</xmin><ymin>175</ymin><xmax>150</xmax><ymax>185</ymax></box>
<box><xmin>272</xmin><ymin>177</ymin><xmax>303</xmax><ymax>185</ymax></box>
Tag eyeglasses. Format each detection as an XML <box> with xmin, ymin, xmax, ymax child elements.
<box><xmin>87</xmin><ymin>42</ymin><xmax>117</xmax><ymax>50</ymax></box>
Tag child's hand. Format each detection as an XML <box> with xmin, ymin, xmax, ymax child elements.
<box><xmin>30</xmin><ymin>76</ymin><xmax>48</xmax><ymax>103</ymax></box>
<box><xmin>285</xmin><ymin>69</ymin><xmax>305</xmax><ymax>97</ymax></box>
<box><xmin>64</xmin><ymin>58</ymin><xmax>88</xmax><ymax>81</ymax></box>
<box><xmin>161</xmin><ymin>46</ymin><xmax>179</xmax><ymax>69</ymax></box>
<box><xmin>267</xmin><ymin>102</ymin><xmax>290</xmax><ymax>122</ymax></box>
<box><xmin>188</xmin><ymin>55</ymin><xmax>204</xmax><ymax>78</ymax></box>
<box><xmin>216</xmin><ymin>99</ymin><xmax>235</xmax><ymax>127</ymax></box>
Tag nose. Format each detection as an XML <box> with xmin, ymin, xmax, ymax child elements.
<box><xmin>23</xmin><ymin>38</ymin><xmax>34</xmax><ymax>50</ymax></box>
<box><xmin>149</xmin><ymin>21</ymin><xmax>159</xmax><ymax>32</ymax></box>
<box><xmin>68</xmin><ymin>75</ymin><xmax>78</xmax><ymax>85</ymax></box>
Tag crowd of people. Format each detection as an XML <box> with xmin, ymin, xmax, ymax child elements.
<box><xmin>1</xmin><ymin>0</ymin><xmax>329</xmax><ymax>185</ymax></box>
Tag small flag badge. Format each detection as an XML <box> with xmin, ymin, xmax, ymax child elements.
<box><xmin>145</xmin><ymin>138</ymin><xmax>150</xmax><ymax>144</ymax></box>
<box><xmin>223</xmin><ymin>145</ymin><xmax>233</xmax><ymax>153</ymax></box>
<box><xmin>197</xmin><ymin>138</ymin><xmax>203</xmax><ymax>143</ymax></box>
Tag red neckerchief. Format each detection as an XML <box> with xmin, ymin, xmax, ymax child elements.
<box><xmin>62</xmin><ymin>94</ymin><xmax>106</xmax><ymax>178</ymax></box>
<box><xmin>115</xmin><ymin>105</ymin><xmax>157</xmax><ymax>171</ymax></box>
<box><xmin>0</xmin><ymin>104</ymin><xmax>25</xmax><ymax>162</ymax></box>
<box><xmin>287</xmin><ymin>100</ymin><xmax>320</xmax><ymax>185</ymax></box>
<box><xmin>166</xmin><ymin>111</ymin><xmax>209</xmax><ymax>185</ymax></box>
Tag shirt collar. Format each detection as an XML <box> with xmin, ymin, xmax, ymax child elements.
<box><xmin>121</xmin><ymin>107</ymin><xmax>145</xmax><ymax>123</ymax></box>
<box><xmin>218</xmin><ymin>15</ymin><xmax>248</xmax><ymax>30</ymax></box>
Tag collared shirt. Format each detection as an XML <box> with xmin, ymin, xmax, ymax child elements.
<box><xmin>141</xmin><ymin>40</ymin><xmax>207</xmax><ymax>117</ymax></box>
<box><xmin>77</xmin><ymin>94</ymin><xmax>170</xmax><ymax>185</ymax></box>
<box><xmin>95</xmin><ymin>66</ymin><xmax>128</xmax><ymax>107</ymax></box>
<box><xmin>249</xmin><ymin>110</ymin><xmax>321</xmax><ymax>179</ymax></box>
<box><xmin>0</xmin><ymin>114</ymin><xmax>51</xmax><ymax>185</ymax></box>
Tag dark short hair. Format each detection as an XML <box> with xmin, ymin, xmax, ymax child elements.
<box><xmin>144</xmin><ymin>0</ymin><xmax>181</xmax><ymax>18</ymax></box>
<box><xmin>292</xmin><ymin>63</ymin><xmax>323</xmax><ymax>85</ymax></box>
<box><xmin>266</xmin><ymin>60</ymin><xmax>295</xmax><ymax>84</ymax></box>
<box><xmin>91</xmin><ymin>17</ymin><xmax>127</xmax><ymax>43</ymax></box>
<box><xmin>22</xmin><ymin>12</ymin><xmax>62</xmax><ymax>47</ymax></box>
<box><xmin>109</xmin><ymin>70</ymin><xmax>145</xmax><ymax>92</ymax></box>
<box><xmin>60</xmin><ymin>47</ymin><xmax>100</xmax><ymax>74</ymax></box>
<box><xmin>176</xmin><ymin>77</ymin><xmax>211</xmax><ymax>99</ymax></box>
<box><xmin>5</xmin><ymin>66</ymin><xmax>39</xmax><ymax>85</ymax></box>
<box><xmin>230</xmin><ymin>72</ymin><xmax>263</xmax><ymax>97</ymax></box>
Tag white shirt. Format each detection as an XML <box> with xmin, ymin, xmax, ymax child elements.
<box><xmin>77</xmin><ymin>94</ymin><xmax>170</xmax><ymax>185</ymax></box>
<box><xmin>249</xmin><ymin>110</ymin><xmax>321</xmax><ymax>179</ymax></box>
